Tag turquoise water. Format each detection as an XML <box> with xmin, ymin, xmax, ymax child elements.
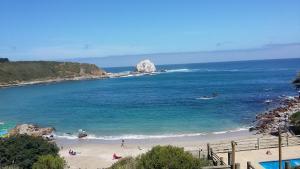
<box><xmin>0</xmin><ymin>58</ymin><xmax>299</xmax><ymax>139</ymax></box>
<box><xmin>260</xmin><ymin>158</ymin><xmax>300</xmax><ymax>169</ymax></box>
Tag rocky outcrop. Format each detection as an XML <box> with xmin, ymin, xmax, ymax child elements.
<box><xmin>135</xmin><ymin>59</ymin><xmax>156</xmax><ymax>73</ymax></box>
<box><xmin>9</xmin><ymin>124</ymin><xmax>54</xmax><ymax>137</ymax></box>
<box><xmin>253</xmin><ymin>97</ymin><xmax>300</xmax><ymax>135</ymax></box>
<box><xmin>293</xmin><ymin>72</ymin><xmax>300</xmax><ymax>86</ymax></box>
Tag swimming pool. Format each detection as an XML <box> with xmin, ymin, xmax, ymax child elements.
<box><xmin>260</xmin><ymin>158</ymin><xmax>300</xmax><ymax>169</ymax></box>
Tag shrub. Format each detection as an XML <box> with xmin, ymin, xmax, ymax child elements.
<box><xmin>290</xmin><ymin>111</ymin><xmax>300</xmax><ymax>134</ymax></box>
<box><xmin>110</xmin><ymin>157</ymin><xmax>137</xmax><ymax>169</ymax></box>
<box><xmin>136</xmin><ymin>145</ymin><xmax>210</xmax><ymax>169</ymax></box>
<box><xmin>32</xmin><ymin>155</ymin><xmax>66</xmax><ymax>169</ymax></box>
<box><xmin>0</xmin><ymin>135</ymin><xmax>59</xmax><ymax>169</ymax></box>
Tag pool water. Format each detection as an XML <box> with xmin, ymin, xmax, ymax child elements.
<box><xmin>260</xmin><ymin>159</ymin><xmax>300</xmax><ymax>169</ymax></box>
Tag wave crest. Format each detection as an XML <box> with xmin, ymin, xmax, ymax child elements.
<box><xmin>55</xmin><ymin>127</ymin><xmax>249</xmax><ymax>140</ymax></box>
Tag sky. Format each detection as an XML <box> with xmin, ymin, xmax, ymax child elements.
<box><xmin>0</xmin><ymin>0</ymin><xmax>300</xmax><ymax>63</ymax></box>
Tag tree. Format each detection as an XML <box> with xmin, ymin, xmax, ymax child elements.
<box><xmin>0</xmin><ymin>135</ymin><xmax>59</xmax><ymax>169</ymax></box>
<box><xmin>32</xmin><ymin>155</ymin><xmax>65</xmax><ymax>169</ymax></box>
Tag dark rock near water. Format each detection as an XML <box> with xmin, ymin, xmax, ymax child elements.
<box><xmin>253</xmin><ymin>96</ymin><xmax>300</xmax><ymax>135</ymax></box>
<box><xmin>9</xmin><ymin>124</ymin><xmax>54</xmax><ymax>137</ymax></box>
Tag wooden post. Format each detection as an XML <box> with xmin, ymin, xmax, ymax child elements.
<box><xmin>286</xmin><ymin>135</ymin><xmax>289</xmax><ymax>147</ymax></box>
<box><xmin>247</xmin><ymin>161</ymin><xmax>251</xmax><ymax>169</ymax></box>
<box><xmin>199</xmin><ymin>148</ymin><xmax>201</xmax><ymax>159</ymax></box>
<box><xmin>279</xmin><ymin>127</ymin><xmax>282</xmax><ymax>169</ymax></box>
<box><xmin>257</xmin><ymin>138</ymin><xmax>260</xmax><ymax>149</ymax></box>
<box><xmin>228</xmin><ymin>151</ymin><xmax>232</xmax><ymax>166</ymax></box>
<box><xmin>235</xmin><ymin>163</ymin><xmax>240</xmax><ymax>169</ymax></box>
<box><xmin>210</xmin><ymin>148</ymin><xmax>213</xmax><ymax>159</ymax></box>
<box><xmin>220</xmin><ymin>157</ymin><xmax>224</xmax><ymax>165</ymax></box>
<box><xmin>285</xmin><ymin>161</ymin><xmax>291</xmax><ymax>169</ymax></box>
<box><xmin>207</xmin><ymin>143</ymin><xmax>210</xmax><ymax>160</ymax></box>
<box><xmin>231</xmin><ymin>141</ymin><xmax>236</xmax><ymax>169</ymax></box>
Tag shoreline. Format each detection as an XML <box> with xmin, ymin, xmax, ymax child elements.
<box><xmin>55</xmin><ymin>127</ymin><xmax>251</xmax><ymax>146</ymax></box>
<box><xmin>57</xmin><ymin>129</ymin><xmax>255</xmax><ymax>169</ymax></box>
<box><xmin>0</xmin><ymin>75</ymin><xmax>108</xmax><ymax>89</ymax></box>
<box><xmin>0</xmin><ymin>71</ymin><xmax>157</xmax><ymax>89</ymax></box>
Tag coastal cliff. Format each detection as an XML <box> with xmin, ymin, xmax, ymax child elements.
<box><xmin>0</xmin><ymin>61</ymin><xmax>107</xmax><ymax>87</ymax></box>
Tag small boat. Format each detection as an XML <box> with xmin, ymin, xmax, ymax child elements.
<box><xmin>264</xmin><ymin>99</ymin><xmax>272</xmax><ymax>104</ymax></box>
<box><xmin>196</xmin><ymin>93</ymin><xmax>219</xmax><ymax>100</ymax></box>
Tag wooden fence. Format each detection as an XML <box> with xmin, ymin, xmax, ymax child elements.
<box><xmin>190</xmin><ymin>135</ymin><xmax>300</xmax><ymax>169</ymax></box>
<box><xmin>207</xmin><ymin>135</ymin><xmax>300</xmax><ymax>153</ymax></box>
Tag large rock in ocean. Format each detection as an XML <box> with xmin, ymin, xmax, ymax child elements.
<box><xmin>135</xmin><ymin>59</ymin><xmax>156</xmax><ymax>73</ymax></box>
<box><xmin>9</xmin><ymin>124</ymin><xmax>54</xmax><ymax>137</ymax></box>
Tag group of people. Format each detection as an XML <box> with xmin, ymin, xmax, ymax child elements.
<box><xmin>69</xmin><ymin>149</ymin><xmax>76</xmax><ymax>156</ymax></box>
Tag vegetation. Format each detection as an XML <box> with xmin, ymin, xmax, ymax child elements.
<box><xmin>32</xmin><ymin>155</ymin><xmax>65</xmax><ymax>169</ymax></box>
<box><xmin>290</xmin><ymin>111</ymin><xmax>300</xmax><ymax>134</ymax></box>
<box><xmin>0</xmin><ymin>61</ymin><xmax>106</xmax><ymax>85</ymax></box>
<box><xmin>110</xmin><ymin>157</ymin><xmax>137</xmax><ymax>169</ymax></box>
<box><xmin>110</xmin><ymin>145</ymin><xmax>210</xmax><ymax>169</ymax></box>
<box><xmin>0</xmin><ymin>135</ymin><xmax>60</xmax><ymax>169</ymax></box>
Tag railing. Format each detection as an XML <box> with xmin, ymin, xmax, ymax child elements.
<box><xmin>190</xmin><ymin>135</ymin><xmax>300</xmax><ymax>169</ymax></box>
<box><xmin>208</xmin><ymin>135</ymin><xmax>300</xmax><ymax>153</ymax></box>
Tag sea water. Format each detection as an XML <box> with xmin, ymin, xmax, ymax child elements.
<box><xmin>0</xmin><ymin>58</ymin><xmax>299</xmax><ymax>139</ymax></box>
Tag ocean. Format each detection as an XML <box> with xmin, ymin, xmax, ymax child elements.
<box><xmin>0</xmin><ymin>58</ymin><xmax>299</xmax><ymax>140</ymax></box>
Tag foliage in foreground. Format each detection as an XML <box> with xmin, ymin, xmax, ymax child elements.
<box><xmin>110</xmin><ymin>145</ymin><xmax>210</xmax><ymax>169</ymax></box>
<box><xmin>0</xmin><ymin>135</ymin><xmax>60</xmax><ymax>169</ymax></box>
<box><xmin>110</xmin><ymin>157</ymin><xmax>137</xmax><ymax>169</ymax></box>
<box><xmin>32</xmin><ymin>155</ymin><xmax>66</xmax><ymax>169</ymax></box>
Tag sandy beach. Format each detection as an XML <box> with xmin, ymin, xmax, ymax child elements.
<box><xmin>57</xmin><ymin>130</ymin><xmax>254</xmax><ymax>169</ymax></box>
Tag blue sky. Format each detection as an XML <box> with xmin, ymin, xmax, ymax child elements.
<box><xmin>0</xmin><ymin>0</ymin><xmax>300</xmax><ymax>61</ymax></box>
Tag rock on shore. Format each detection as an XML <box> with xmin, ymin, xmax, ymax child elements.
<box><xmin>135</xmin><ymin>59</ymin><xmax>156</xmax><ymax>73</ymax></box>
<box><xmin>9</xmin><ymin>124</ymin><xmax>54</xmax><ymax>137</ymax></box>
<box><xmin>253</xmin><ymin>96</ymin><xmax>300</xmax><ymax>135</ymax></box>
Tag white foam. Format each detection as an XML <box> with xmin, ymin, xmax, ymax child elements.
<box><xmin>212</xmin><ymin>128</ymin><xmax>248</xmax><ymax>134</ymax></box>
<box><xmin>165</xmin><ymin>69</ymin><xmax>194</xmax><ymax>73</ymax></box>
<box><xmin>55</xmin><ymin>127</ymin><xmax>249</xmax><ymax>141</ymax></box>
<box><xmin>196</xmin><ymin>97</ymin><xmax>214</xmax><ymax>100</ymax></box>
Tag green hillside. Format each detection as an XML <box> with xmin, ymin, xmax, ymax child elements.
<box><xmin>0</xmin><ymin>61</ymin><xmax>106</xmax><ymax>85</ymax></box>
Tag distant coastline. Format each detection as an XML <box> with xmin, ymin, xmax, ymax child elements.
<box><xmin>0</xmin><ymin>60</ymin><xmax>107</xmax><ymax>88</ymax></box>
<box><xmin>0</xmin><ymin>75</ymin><xmax>108</xmax><ymax>88</ymax></box>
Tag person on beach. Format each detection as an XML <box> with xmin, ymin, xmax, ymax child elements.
<box><xmin>121</xmin><ymin>139</ymin><xmax>125</xmax><ymax>148</ymax></box>
<box><xmin>113</xmin><ymin>153</ymin><xmax>122</xmax><ymax>160</ymax></box>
